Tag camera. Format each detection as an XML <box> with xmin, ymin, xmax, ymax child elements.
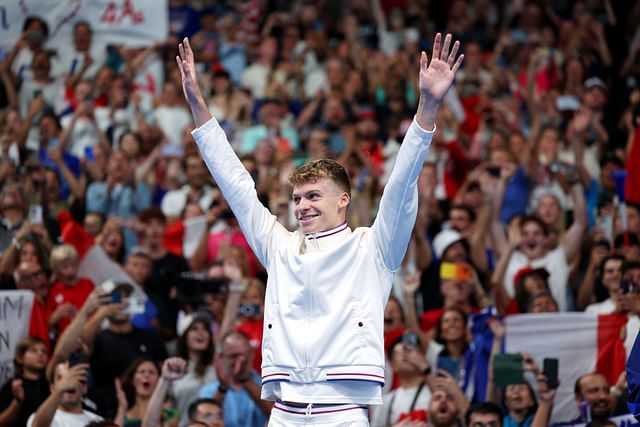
<box><xmin>239</xmin><ymin>303</ymin><xmax>261</xmax><ymax>317</ymax></box>
<box><xmin>176</xmin><ymin>272</ymin><xmax>229</xmax><ymax>309</ymax></box>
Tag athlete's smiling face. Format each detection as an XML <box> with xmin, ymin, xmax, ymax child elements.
<box><xmin>292</xmin><ymin>178</ymin><xmax>350</xmax><ymax>234</ymax></box>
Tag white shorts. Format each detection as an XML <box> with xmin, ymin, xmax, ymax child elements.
<box><xmin>268</xmin><ymin>402</ymin><xmax>370</xmax><ymax>426</ymax></box>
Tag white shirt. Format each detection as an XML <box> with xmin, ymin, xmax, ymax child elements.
<box><xmin>160</xmin><ymin>185</ymin><xmax>217</xmax><ymax>218</ymax></box>
<box><xmin>27</xmin><ymin>408</ymin><xmax>102</xmax><ymax>427</ymax></box>
<box><xmin>370</xmin><ymin>384</ymin><xmax>432</xmax><ymax>427</ymax></box>
<box><xmin>60</xmin><ymin>115</ymin><xmax>101</xmax><ymax>159</ymax></box>
<box><xmin>152</xmin><ymin>105</ymin><xmax>192</xmax><ymax>146</ymax></box>
<box><xmin>504</xmin><ymin>246</ymin><xmax>570</xmax><ymax>311</ymax></box>
<box><xmin>240</xmin><ymin>63</ymin><xmax>270</xmax><ymax>98</ymax></box>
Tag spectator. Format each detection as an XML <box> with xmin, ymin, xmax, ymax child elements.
<box><xmin>420</xmin><ymin>262</ymin><xmax>489</xmax><ymax>332</ymax></box>
<box><xmin>186</xmin><ymin>398</ymin><xmax>224</xmax><ymax>427</ymax></box>
<box><xmin>122</xmin><ymin>246</ymin><xmax>160</xmax><ymax>332</ymax></box>
<box><xmin>86</xmin><ymin>149</ymin><xmax>151</xmax><ymax>250</ymax></box>
<box><xmin>6</xmin><ymin>16</ymin><xmax>49</xmax><ymax>81</ymax></box>
<box><xmin>427</xmin><ymin>388</ymin><xmax>462</xmax><ymax>427</ymax></box>
<box><xmin>14</xmin><ymin>261</ymin><xmax>50</xmax><ymax>352</ymax></box>
<box><xmin>137</xmin><ymin>207</ymin><xmax>191</xmax><ymax>339</ymax></box>
<box><xmin>119</xmin><ymin>357</ymin><xmax>161</xmax><ymax>426</ymax></box>
<box><xmin>465</xmin><ymin>402</ymin><xmax>503</xmax><ymax>427</ymax></box>
<box><xmin>52</xmin><ymin>21</ymin><xmax>104</xmax><ymax>80</ymax></box>
<box><xmin>420</xmin><ymin>228</ymin><xmax>473</xmax><ymax>312</ymax></box>
<box><xmin>95</xmin><ymin>218</ymin><xmax>126</xmax><ymax>264</ymax></box>
<box><xmin>559</xmin><ymin>373</ymin><xmax>615</xmax><ymax>424</ymax></box>
<box><xmin>27</xmin><ymin>361</ymin><xmax>102</xmax><ymax>427</ymax></box>
<box><xmin>0</xmin><ymin>222</ymin><xmax>50</xmax><ymax>289</ymax></box>
<box><xmin>371</xmin><ymin>334</ymin><xmax>432</xmax><ymax>426</ymax></box>
<box><xmin>585</xmin><ymin>257</ymin><xmax>640</xmax><ymax>354</ymax></box>
<box><xmin>0</xmin><ymin>182</ymin><xmax>27</xmax><ymax>253</ymax></box>
<box><xmin>59</xmin><ymin>79</ymin><xmax>106</xmax><ymax>160</ymax></box>
<box><xmin>240</xmin><ymin>37</ymin><xmax>277</xmax><ymax>99</ymax></box>
<box><xmin>160</xmin><ymin>153</ymin><xmax>217</xmax><ymax>221</ymax></box>
<box><xmin>84</xmin><ymin>281</ymin><xmax>167</xmax><ymax>419</ymax></box>
<box><xmin>172</xmin><ymin>313</ymin><xmax>217</xmax><ymax>427</ymax></box>
<box><xmin>198</xmin><ymin>332</ymin><xmax>269</xmax><ymax>427</ymax></box>
<box><xmin>0</xmin><ymin>336</ymin><xmax>49</xmax><ymax>427</ymax></box>
<box><xmin>495</xmin><ymin>210</ymin><xmax>586</xmax><ymax>312</ymax></box>
<box><xmin>141</xmin><ymin>358</ymin><xmax>223</xmax><ymax>427</ymax></box>
<box><xmin>153</xmin><ymin>81</ymin><xmax>193</xmax><ymax>146</ymax></box>
<box><xmin>45</xmin><ymin>244</ymin><xmax>95</xmax><ymax>335</ymax></box>
<box><xmin>426</xmin><ymin>308</ymin><xmax>477</xmax><ymax>400</ymax></box>
<box><xmin>218</xmin><ymin>261</ymin><xmax>264</xmax><ymax>373</ymax></box>
<box><xmin>239</xmin><ymin>98</ymin><xmax>299</xmax><ymax>155</ymax></box>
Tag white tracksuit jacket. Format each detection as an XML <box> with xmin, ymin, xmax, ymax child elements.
<box><xmin>192</xmin><ymin>117</ymin><xmax>433</xmax><ymax>403</ymax></box>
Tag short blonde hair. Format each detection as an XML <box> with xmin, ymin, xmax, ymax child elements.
<box><xmin>288</xmin><ymin>159</ymin><xmax>351</xmax><ymax>197</ymax></box>
<box><xmin>49</xmin><ymin>244</ymin><xmax>79</xmax><ymax>272</ymax></box>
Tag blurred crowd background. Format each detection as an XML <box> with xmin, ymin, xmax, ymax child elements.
<box><xmin>0</xmin><ymin>0</ymin><xmax>639</xmax><ymax>426</ymax></box>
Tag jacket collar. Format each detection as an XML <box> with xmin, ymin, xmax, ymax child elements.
<box><xmin>303</xmin><ymin>222</ymin><xmax>351</xmax><ymax>252</ymax></box>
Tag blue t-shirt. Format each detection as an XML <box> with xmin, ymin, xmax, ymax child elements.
<box><xmin>501</xmin><ymin>166</ymin><xmax>531</xmax><ymax>224</ymax></box>
<box><xmin>198</xmin><ymin>372</ymin><xmax>266</xmax><ymax>427</ymax></box>
<box><xmin>130</xmin><ymin>299</ymin><xmax>159</xmax><ymax>332</ymax></box>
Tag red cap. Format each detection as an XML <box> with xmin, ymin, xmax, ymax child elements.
<box><xmin>513</xmin><ymin>266</ymin><xmax>550</xmax><ymax>289</ymax></box>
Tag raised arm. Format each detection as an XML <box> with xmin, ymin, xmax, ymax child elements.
<box><xmin>177</xmin><ymin>38</ymin><xmax>289</xmax><ymax>266</ymax></box>
<box><xmin>176</xmin><ymin>38</ymin><xmax>212</xmax><ymax>128</ymax></box>
<box><xmin>373</xmin><ymin>33</ymin><xmax>463</xmax><ymax>270</ymax></box>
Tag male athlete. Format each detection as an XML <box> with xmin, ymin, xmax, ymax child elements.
<box><xmin>177</xmin><ymin>33</ymin><xmax>463</xmax><ymax>426</ymax></box>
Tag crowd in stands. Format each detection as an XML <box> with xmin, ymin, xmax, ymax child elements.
<box><xmin>0</xmin><ymin>0</ymin><xmax>639</xmax><ymax>426</ymax></box>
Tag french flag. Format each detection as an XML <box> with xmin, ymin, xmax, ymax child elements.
<box><xmin>505</xmin><ymin>313</ymin><xmax>629</xmax><ymax>424</ymax></box>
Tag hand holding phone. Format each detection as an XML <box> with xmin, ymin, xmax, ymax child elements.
<box><xmin>28</xmin><ymin>205</ymin><xmax>43</xmax><ymax>224</ymax></box>
<box><xmin>111</xmin><ymin>290</ymin><xmax>122</xmax><ymax>304</ymax></box>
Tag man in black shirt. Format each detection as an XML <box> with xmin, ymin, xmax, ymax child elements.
<box><xmin>85</xmin><ymin>282</ymin><xmax>168</xmax><ymax>419</ymax></box>
<box><xmin>138</xmin><ymin>207</ymin><xmax>191</xmax><ymax>340</ymax></box>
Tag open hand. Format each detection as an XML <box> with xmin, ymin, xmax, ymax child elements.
<box><xmin>176</xmin><ymin>38</ymin><xmax>203</xmax><ymax>108</ymax></box>
<box><xmin>419</xmin><ymin>33</ymin><xmax>464</xmax><ymax>103</ymax></box>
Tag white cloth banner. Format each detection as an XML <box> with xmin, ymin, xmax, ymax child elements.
<box><xmin>505</xmin><ymin>313</ymin><xmax>602</xmax><ymax>424</ymax></box>
<box><xmin>0</xmin><ymin>291</ymin><xmax>34</xmax><ymax>385</ymax></box>
<box><xmin>0</xmin><ymin>0</ymin><xmax>168</xmax><ymax>52</ymax></box>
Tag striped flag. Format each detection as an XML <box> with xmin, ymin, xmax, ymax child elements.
<box><xmin>505</xmin><ymin>313</ymin><xmax>628</xmax><ymax>423</ymax></box>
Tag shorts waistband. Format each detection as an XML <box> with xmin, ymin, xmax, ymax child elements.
<box><xmin>274</xmin><ymin>401</ymin><xmax>368</xmax><ymax>416</ymax></box>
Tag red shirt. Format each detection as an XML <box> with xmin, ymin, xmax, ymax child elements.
<box><xmin>207</xmin><ymin>229</ymin><xmax>259</xmax><ymax>277</ymax></box>
<box><xmin>237</xmin><ymin>318</ymin><xmax>263</xmax><ymax>374</ymax></box>
<box><xmin>29</xmin><ymin>298</ymin><xmax>50</xmax><ymax>354</ymax></box>
<box><xmin>45</xmin><ymin>277</ymin><xmax>95</xmax><ymax>333</ymax></box>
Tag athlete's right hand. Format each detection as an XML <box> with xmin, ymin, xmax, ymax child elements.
<box><xmin>176</xmin><ymin>38</ymin><xmax>202</xmax><ymax>107</ymax></box>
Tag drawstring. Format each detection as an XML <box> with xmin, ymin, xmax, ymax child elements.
<box><xmin>305</xmin><ymin>403</ymin><xmax>313</xmax><ymax>416</ymax></box>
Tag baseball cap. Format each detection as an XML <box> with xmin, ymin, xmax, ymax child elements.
<box><xmin>584</xmin><ymin>77</ymin><xmax>607</xmax><ymax>94</ymax></box>
<box><xmin>432</xmin><ymin>229</ymin><xmax>467</xmax><ymax>259</ymax></box>
<box><xmin>100</xmin><ymin>279</ymin><xmax>134</xmax><ymax>296</ymax></box>
<box><xmin>513</xmin><ymin>267</ymin><xmax>550</xmax><ymax>290</ymax></box>
<box><xmin>177</xmin><ymin>311</ymin><xmax>213</xmax><ymax>337</ymax></box>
